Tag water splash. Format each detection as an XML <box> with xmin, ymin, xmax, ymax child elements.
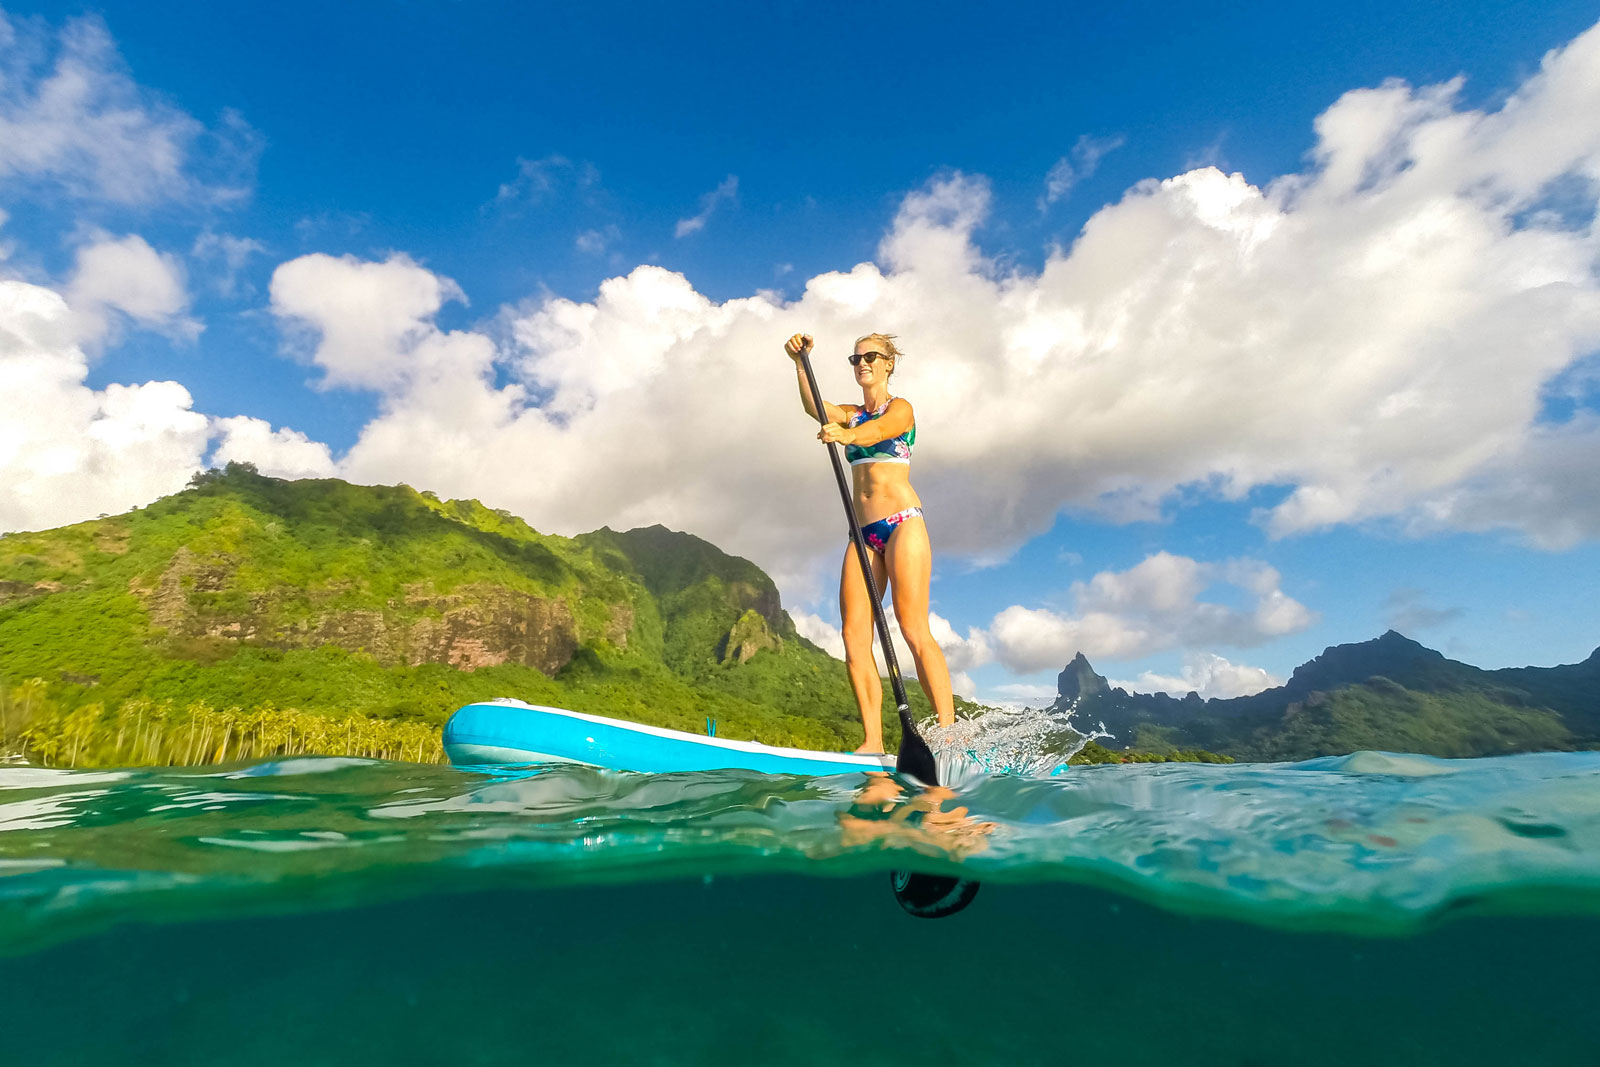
<box><xmin>922</xmin><ymin>698</ymin><xmax>1110</xmax><ymax>783</ymax></box>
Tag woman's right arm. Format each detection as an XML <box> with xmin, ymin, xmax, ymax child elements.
<box><xmin>785</xmin><ymin>333</ymin><xmax>851</xmax><ymax>425</ymax></box>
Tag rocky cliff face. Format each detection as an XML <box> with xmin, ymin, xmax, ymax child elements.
<box><xmin>0</xmin><ymin>579</ymin><xmax>65</xmax><ymax>605</ymax></box>
<box><xmin>1056</xmin><ymin>652</ymin><xmax>1112</xmax><ymax>703</ymax></box>
<box><xmin>129</xmin><ymin>546</ymin><xmax>632</xmax><ymax>675</ymax></box>
<box><xmin>719</xmin><ymin>609</ymin><xmax>780</xmax><ymax>664</ymax></box>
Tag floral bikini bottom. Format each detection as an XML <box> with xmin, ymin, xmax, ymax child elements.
<box><xmin>857</xmin><ymin>506</ymin><xmax>924</xmax><ymax>556</ymax></box>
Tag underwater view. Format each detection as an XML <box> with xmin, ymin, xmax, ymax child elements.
<box><xmin>4</xmin><ymin>748</ymin><xmax>1599</xmax><ymax>1064</ymax></box>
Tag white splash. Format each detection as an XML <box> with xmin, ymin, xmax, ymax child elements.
<box><xmin>921</xmin><ymin>699</ymin><xmax>1110</xmax><ymax>783</ymax></box>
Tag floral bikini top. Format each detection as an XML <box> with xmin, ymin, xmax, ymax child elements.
<box><xmin>845</xmin><ymin>398</ymin><xmax>916</xmax><ymax>466</ymax></box>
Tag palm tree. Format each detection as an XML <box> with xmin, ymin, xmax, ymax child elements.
<box><xmin>63</xmin><ymin>703</ymin><xmax>105</xmax><ymax>766</ymax></box>
<box><xmin>17</xmin><ymin>678</ymin><xmax>47</xmax><ymax>732</ymax></box>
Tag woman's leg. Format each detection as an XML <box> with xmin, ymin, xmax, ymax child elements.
<box><xmin>840</xmin><ymin>542</ymin><xmax>890</xmax><ymax>752</ymax></box>
<box><xmin>885</xmin><ymin>517</ymin><xmax>956</xmax><ymax>727</ymax></box>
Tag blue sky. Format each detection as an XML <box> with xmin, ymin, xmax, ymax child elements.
<box><xmin>3</xmin><ymin>0</ymin><xmax>1598</xmax><ymax>706</ymax></box>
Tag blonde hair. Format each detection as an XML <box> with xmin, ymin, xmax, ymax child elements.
<box><xmin>855</xmin><ymin>332</ymin><xmax>903</xmax><ymax>375</ymax></box>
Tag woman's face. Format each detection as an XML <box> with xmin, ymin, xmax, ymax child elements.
<box><xmin>853</xmin><ymin>341</ymin><xmax>893</xmax><ymax>386</ymax></box>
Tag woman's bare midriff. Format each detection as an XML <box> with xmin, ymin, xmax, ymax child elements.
<box><xmin>851</xmin><ymin>462</ymin><xmax>922</xmax><ymax>523</ymax></box>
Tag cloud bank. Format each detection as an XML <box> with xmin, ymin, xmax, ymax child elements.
<box><xmin>984</xmin><ymin>553</ymin><xmax>1315</xmax><ymax>673</ymax></box>
<box><xmin>222</xmin><ymin>20</ymin><xmax>1600</xmax><ymax>593</ymax></box>
<box><xmin>1112</xmin><ymin>652</ymin><xmax>1284</xmax><ymax>700</ymax></box>
<box><xmin>787</xmin><ymin>550</ymin><xmax>1303</xmax><ymax>694</ymax></box>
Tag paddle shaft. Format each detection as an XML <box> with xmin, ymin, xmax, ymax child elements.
<box><xmin>796</xmin><ymin>349</ymin><xmax>935</xmax><ymax>779</ymax></box>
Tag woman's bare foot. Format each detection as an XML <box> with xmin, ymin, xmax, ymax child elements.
<box><xmin>854</xmin><ymin>741</ymin><xmax>885</xmax><ymax>754</ymax></box>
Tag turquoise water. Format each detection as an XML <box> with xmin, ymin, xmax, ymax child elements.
<box><xmin>4</xmin><ymin>751</ymin><xmax>1600</xmax><ymax>1063</ymax></box>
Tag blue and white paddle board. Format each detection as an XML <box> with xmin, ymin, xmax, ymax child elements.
<box><xmin>444</xmin><ymin>699</ymin><xmax>897</xmax><ymax>776</ymax></box>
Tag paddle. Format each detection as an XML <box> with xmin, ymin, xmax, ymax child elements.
<box><xmin>794</xmin><ymin>340</ymin><xmax>979</xmax><ymax>918</ymax></box>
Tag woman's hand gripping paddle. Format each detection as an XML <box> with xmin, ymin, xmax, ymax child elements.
<box><xmin>792</xmin><ymin>334</ymin><xmax>979</xmax><ymax>918</ymax></box>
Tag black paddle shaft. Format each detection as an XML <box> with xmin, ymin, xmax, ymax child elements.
<box><xmin>795</xmin><ymin>349</ymin><xmax>938</xmax><ymax>784</ymax></box>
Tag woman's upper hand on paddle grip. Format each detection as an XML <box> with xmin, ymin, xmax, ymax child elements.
<box><xmin>784</xmin><ymin>333</ymin><xmax>814</xmax><ymax>360</ymax></box>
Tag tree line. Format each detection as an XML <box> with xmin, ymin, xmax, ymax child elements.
<box><xmin>1</xmin><ymin>678</ymin><xmax>444</xmax><ymax>768</ymax></box>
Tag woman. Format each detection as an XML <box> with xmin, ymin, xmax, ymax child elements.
<box><xmin>784</xmin><ymin>331</ymin><xmax>956</xmax><ymax>753</ymax></box>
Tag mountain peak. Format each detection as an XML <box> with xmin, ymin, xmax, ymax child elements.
<box><xmin>1286</xmin><ymin>630</ymin><xmax>1448</xmax><ymax>694</ymax></box>
<box><xmin>1057</xmin><ymin>652</ymin><xmax>1111</xmax><ymax>701</ymax></box>
<box><xmin>574</xmin><ymin>524</ymin><xmax>789</xmax><ymax>638</ymax></box>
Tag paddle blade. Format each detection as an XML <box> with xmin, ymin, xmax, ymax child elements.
<box><xmin>890</xmin><ymin>705</ymin><xmax>983</xmax><ymax>917</ymax></box>
<box><xmin>890</xmin><ymin>871</ymin><xmax>981</xmax><ymax>918</ymax></box>
<box><xmin>893</xmin><ymin>702</ymin><xmax>938</xmax><ymax>785</ymax></box>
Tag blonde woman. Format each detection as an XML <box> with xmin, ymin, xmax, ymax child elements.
<box><xmin>784</xmin><ymin>331</ymin><xmax>956</xmax><ymax>753</ymax></box>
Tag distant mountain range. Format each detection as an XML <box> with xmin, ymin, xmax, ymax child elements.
<box><xmin>2</xmin><ymin>464</ymin><xmax>1594</xmax><ymax>765</ymax></box>
<box><xmin>1051</xmin><ymin>632</ymin><xmax>1600</xmax><ymax>761</ymax></box>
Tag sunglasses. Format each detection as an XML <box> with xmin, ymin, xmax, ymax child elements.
<box><xmin>847</xmin><ymin>351</ymin><xmax>890</xmax><ymax>366</ymax></box>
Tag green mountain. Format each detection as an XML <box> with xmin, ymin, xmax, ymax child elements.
<box><xmin>1052</xmin><ymin>631</ymin><xmax>1600</xmax><ymax>761</ymax></box>
<box><xmin>0</xmin><ymin>464</ymin><xmax>962</xmax><ymax>764</ymax></box>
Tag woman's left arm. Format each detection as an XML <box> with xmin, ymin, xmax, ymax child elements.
<box><xmin>818</xmin><ymin>398</ymin><xmax>913</xmax><ymax>445</ymax></box>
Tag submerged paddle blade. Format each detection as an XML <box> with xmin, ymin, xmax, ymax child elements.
<box><xmin>891</xmin><ymin>705</ymin><xmax>981</xmax><ymax>918</ymax></box>
<box><xmin>890</xmin><ymin>871</ymin><xmax>981</xmax><ymax>918</ymax></box>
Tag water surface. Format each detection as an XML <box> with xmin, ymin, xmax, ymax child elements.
<box><xmin>3</xmin><ymin>751</ymin><xmax>1598</xmax><ymax>1063</ymax></box>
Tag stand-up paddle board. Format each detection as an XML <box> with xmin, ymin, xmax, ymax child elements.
<box><xmin>444</xmin><ymin>698</ymin><xmax>898</xmax><ymax>776</ymax></box>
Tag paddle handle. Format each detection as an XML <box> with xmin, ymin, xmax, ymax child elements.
<box><xmin>795</xmin><ymin>349</ymin><xmax>936</xmax><ymax>782</ymax></box>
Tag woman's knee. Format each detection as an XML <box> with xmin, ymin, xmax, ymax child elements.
<box><xmin>898</xmin><ymin>624</ymin><xmax>939</xmax><ymax>658</ymax></box>
<box><xmin>842</xmin><ymin>623</ymin><xmax>875</xmax><ymax>656</ymax></box>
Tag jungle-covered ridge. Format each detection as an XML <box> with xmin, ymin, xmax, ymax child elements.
<box><xmin>0</xmin><ymin>464</ymin><xmax>1001</xmax><ymax>769</ymax></box>
<box><xmin>2</xmin><ymin>464</ymin><xmax>1588</xmax><ymax>769</ymax></box>
<box><xmin>1054</xmin><ymin>632</ymin><xmax>1600</xmax><ymax>761</ymax></box>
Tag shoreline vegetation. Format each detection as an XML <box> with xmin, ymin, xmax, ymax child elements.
<box><xmin>1</xmin><ymin>687</ymin><xmax>445</xmax><ymax>768</ymax></box>
<box><xmin>0</xmin><ymin>680</ymin><xmax>1223</xmax><ymax>770</ymax></box>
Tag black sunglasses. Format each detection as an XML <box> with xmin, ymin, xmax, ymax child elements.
<box><xmin>847</xmin><ymin>351</ymin><xmax>890</xmax><ymax>366</ymax></box>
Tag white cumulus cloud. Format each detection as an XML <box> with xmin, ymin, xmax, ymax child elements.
<box><xmin>270</xmin><ymin>253</ymin><xmax>495</xmax><ymax>394</ymax></box>
<box><xmin>0</xmin><ymin>279</ymin><xmax>209</xmax><ymax>531</ymax></box>
<box><xmin>789</xmin><ymin>609</ymin><xmax>844</xmax><ymax>660</ymax></box>
<box><xmin>788</xmin><ymin>607</ymin><xmax>984</xmax><ymax>698</ymax></box>
<box><xmin>1112</xmin><ymin>652</ymin><xmax>1283</xmax><ymax>700</ymax></box>
<box><xmin>983</xmin><ymin>553</ymin><xmax>1316</xmax><ymax>673</ymax></box>
<box><xmin>209</xmin><ymin>416</ymin><xmax>337</xmax><ymax>480</ymax></box>
<box><xmin>66</xmin><ymin>232</ymin><xmax>197</xmax><ymax>344</ymax></box>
